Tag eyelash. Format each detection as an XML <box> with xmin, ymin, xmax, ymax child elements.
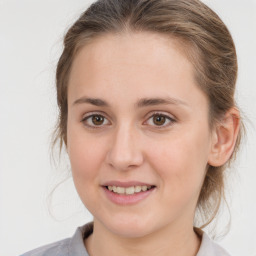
<box><xmin>81</xmin><ymin>112</ymin><xmax>110</xmax><ymax>129</ymax></box>
<box><xmin>81</xmin><ymin>112</ymin><xmax>176</xmax><ymax>129</ymax></box>
<box><xmin>144</xmin><ymin>112</ymin><xmax>176</xmax><ymax>128</ymax></box>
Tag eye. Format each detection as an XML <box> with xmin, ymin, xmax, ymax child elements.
<box><xmin>145</xmin><ymin>113</ymin><xmax>175</xmax><ymax>128</ymax></box>
<box><xmin>81</xmin><ymin>113</ymin><xmax>110</xmax><ymax>128</ymax></box>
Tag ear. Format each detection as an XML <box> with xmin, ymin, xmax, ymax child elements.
<box><xmin>208</xmin><ymin>108</ymin><xmax>240</xmax><ymax>167</ymax></box>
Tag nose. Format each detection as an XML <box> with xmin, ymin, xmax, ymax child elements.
<box><xmin>106</xmin><ymin>124</ymin><xmax>144</xmax><ymax>171</ymax></box>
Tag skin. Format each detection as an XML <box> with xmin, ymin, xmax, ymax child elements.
<box><xmin>66</xmin><ymin>32</ymin><xmax>240</xmax><ymax>256</ymax></box>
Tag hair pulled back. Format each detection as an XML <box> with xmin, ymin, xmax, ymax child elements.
<box><xmin>55</xmin><ymin>0</ymin><xmax>242</xmax><ymax>229</ymax></box>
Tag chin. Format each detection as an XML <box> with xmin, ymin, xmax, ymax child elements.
<box><xmin>101</xmin><ymin>216</ymin><xmax>155</xmax><ymax>238</ymax></box>
<box><xmin>112</xmin><ymin>225</ymin><xmax>152</xmax><ymax>238</ymax></box>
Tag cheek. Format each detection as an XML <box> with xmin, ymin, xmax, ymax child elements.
<box><xmin>67</xmin><ymin>130</ymin><xmax>105</xmax><ymax>187</ymax></box>
<box><xmin>147</xmin><ymin>128</ymin><xmax>210</xmax><ymax>195</ymax></box>
<box><xmin>67</xmin><ymin>133</ymin><xmax>109</xmax><ymax>211</ymax></box>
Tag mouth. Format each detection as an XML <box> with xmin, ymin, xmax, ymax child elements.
<box><xmin>104</xmin><ymin>185</ymin><xmax>155</xmax><ymax>195</ymax></box>
<box><xmin>101</xmin><ymin>182</ymin><xmax>156</xmax><ymax>205</ymax></box>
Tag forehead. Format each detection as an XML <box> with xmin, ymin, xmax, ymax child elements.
<box><xmin>71</xmin><ymin>32</ymin><xmax>191</xmax><ymax>73</ymax></box>
<box><xmin>67</xmin><ymin>31</ymin><xmax>207</xmax><ymax>111</ymax></box>
<box><xmin>69</xmin><ymin>32</ymin><xmax>193</xmax><ymax>86</ymax></box>
<box><xmin>76</xmin><ymin>31</ymin><xmax>188</xmax><ymax>62</ymax></box>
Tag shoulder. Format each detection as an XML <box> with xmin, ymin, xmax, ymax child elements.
<box><xmin>20</xmin><ymin>223</ymin><xmax>93</xmax><ymax>256</ymax></box>
<box><xmin>197</xmin><ymin>230</ymin><xmax>232</xmax><ymax>256</ymax></box>
<box><xmin>20</xmin><ymin>238</ymin><xmax>70</xmax><ymax>256</ymax></box>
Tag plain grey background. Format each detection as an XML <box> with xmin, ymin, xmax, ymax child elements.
<box><xmin>0</xmin><ymin>1</ymin><xmax>256</xmax><ymax>255</ymax></box>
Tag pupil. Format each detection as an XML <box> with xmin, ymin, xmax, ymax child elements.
<box><xmin>92</xmin><ymin>115</ymin><xmax>104</xmax><ymax>125</ymax></box>
<box><xmin>154</xmin><ymin>115</ymin><xmax>165</xmax><ymax>125</ymax></box>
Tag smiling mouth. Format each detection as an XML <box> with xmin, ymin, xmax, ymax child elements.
<box><xmin>105</xmin><ymin>185</ymin><xmax>155</xmax><ymax>195</ymax></box>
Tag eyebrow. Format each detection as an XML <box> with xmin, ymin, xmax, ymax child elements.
<box><xmin>136</xmin><ymin>97</ymin><xmax>188</xmax><ymax>108</ymax></box>
<box><xmin>73</xmin><ymin>97</ymin><xmax>108</xmax><ymax>107</ymax></box>
<box><xmin>72</xmin><ymin>96</ymin><xmax>188</xmax><ymax>108</ymax></box>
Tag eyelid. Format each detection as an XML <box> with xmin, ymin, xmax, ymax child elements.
<box><xmin>81</xmin><ymin>111</ymin><xmax>109</xmax><ymax>120</ymax></box>
<box><xmin>80</xmin><ymin>111</ymin><xmax>176</xmax><ymax>129</ymax></box>
<box><xmin>81</xmin><ymin>111</ymin><xmax>111</xmax><ymax>128</ymax></box>
<box><xmin>143</xmin><ymin>111</ymin><xmax>176</xmax><ymax>128</ymax></box>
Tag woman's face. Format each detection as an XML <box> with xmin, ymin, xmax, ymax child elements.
<box><xmin>67</xmin><ymin>32</ymin><xmax>214</xmax><ymax>238</ymax></box>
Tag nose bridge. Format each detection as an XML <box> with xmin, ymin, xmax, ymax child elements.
<box><xmin>106</xmin><ymin>121</ymin><xmax>143</xmax><ymax>170</ymax></box>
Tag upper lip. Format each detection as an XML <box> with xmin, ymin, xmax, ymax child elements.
<box><xmin>101</xmin><ymin>181</ymin><xmax>155</xmax><ymax>188</ymax></box>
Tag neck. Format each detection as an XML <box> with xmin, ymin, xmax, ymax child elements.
<box><xmin>85</xmin><ymin>220</ymin><xmax>201</xmax><ymax>256</ymax></box>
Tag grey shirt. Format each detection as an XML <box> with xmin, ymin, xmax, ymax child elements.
<box><xmin>21</xmin><ymin>222</ymin><xmax>231</xmax><ymax>256</ymax></box>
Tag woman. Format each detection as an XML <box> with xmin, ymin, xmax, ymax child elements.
<box><xmin>22</xmin><ymin>0</ymin><xmax>242</xmax><ymax>255</ymax></box>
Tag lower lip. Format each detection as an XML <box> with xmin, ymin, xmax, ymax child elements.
<box><xmin>102</xmin><ymin>186</ymin><xmax>156</xmax><ymax>205</ymax></box>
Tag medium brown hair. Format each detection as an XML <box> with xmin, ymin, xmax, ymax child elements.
<box><xmin>54</xmin><ymin>0</ymin><xmax>242</xmax><ymax>229</ymax></box>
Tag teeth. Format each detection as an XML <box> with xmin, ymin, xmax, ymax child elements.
<box><xmin>117</xmin><ymin>187</ymin><xmax>125</xmax><ymax>194</ymax></box>
<box><xmin>134</xmin><ymin>186</ymin><xmax>142</xmax><ymax>193</ymax></box>
<box><xmin>125</xmin><ymin>187</ymin><xmax>135</xmax><ymax>195</ymax></box>
<box><xmin>142</xmin><ymin>185</ymin><xmax>147</xmax><ymax>191</ymax></box>
<box><xmin>107</xmin><ymin>185</ymin><xmax>153</xmax><ymax>195</ymax></box>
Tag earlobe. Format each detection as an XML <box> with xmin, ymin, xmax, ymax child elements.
<box><xmin>208</xmin><ymin>108</ymin><xmax>240</xmax><ymax>167</ymax></box>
